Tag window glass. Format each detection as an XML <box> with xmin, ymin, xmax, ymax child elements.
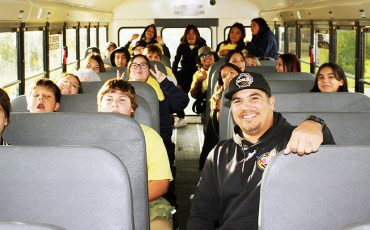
<box><xmin>224</xmin><ymin>27</ymin><xmax>252</xmax><ymax>43</ymax></box>
<box><xmin>300</xmin><ymin>27</ymin><xmax>311</xmax><ymax>73</ymax></box>
<box><xmin>278</xmin><ymin>26</ymin><xmax>285</xmax><ymax>54</ymax></box>
<box><xmin>24</xmin><ymin>31</ymin><xmax>44</xmax><ymax>79</ymax></box>
<box><xmin>118</xmin><ymin>27</ymin><xmax>144</xmax><ymax>48</ymax></box>
<box><xmin>50</xmin><ymin>68</ymin><xmax>63</xmax><ymax>82</ymax></box>
<box><xmin>66</xmin><ymin>28</ymin><xmax>77</xmax><ymax>64</ymax></box>
<box><xmin>288</xmin><ymin>27</ymin><xmax>296</xmax><ymax>54</ymax></box>
<box><xmin>337</xmin><ymin>29</ymin><xmax>356</xmax><ymax>92</ymax></box>
<box><xmin>162</xmin><ymin>27</ymin><xmax>212</xmax><ymax>65</ymax></box>
<box><xmin>0</xmin><ymin>32</ymin><xmax>17</xmax><ymax>88</ymax></box>
<box><xmin>364</xmin><ymin>30</ymin><xmax>370</xmax><ymax>96</ymax></box>
<box><xmin>99</xmin><ymin>27</ymin><xmax>107</xmax><ymax>53</ymax></box>
<box><xmin>80</xmin><ymin>28</ymin><xmax>88</xmax><ymax>59</ymax></box>
<box><xmin>49</xmin><ymin>34</ymin><xmax>62</xmax><ymax>70</ymax></box>
<box><xmin>314</xmin><ymin>30</ymin><xmax>330</xmax><ymax>67</ymax></box>
<box><xmin>90</xmin><ymin>27</ymin><xmax>97</xmax><ymax>47</ymax></box>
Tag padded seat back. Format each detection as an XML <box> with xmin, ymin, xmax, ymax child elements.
<box><xmin>3</xmin><ymin>113</ymin><xmax>148</xmax><ymax>230</ymax></box>
<box><xmin>0</xmin><ymin>146</ymin><xmax>134</xmax><ymax>230</ymax></box>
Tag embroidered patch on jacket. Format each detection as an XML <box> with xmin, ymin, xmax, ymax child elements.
<box><xmin>257</xmin><ymin>153</ymin><xmax>274</xmax><ymax>170</ymax></box>
<box><xmin>236</xmin><ymin>73</ymin><xmax>253</xmax><ymax>88</ymax></box>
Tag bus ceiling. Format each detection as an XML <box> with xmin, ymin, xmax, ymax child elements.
<box><xmin>1</xmin><ymin>0</ymin><xmax>370</xmax><ymax>22</ymax></box>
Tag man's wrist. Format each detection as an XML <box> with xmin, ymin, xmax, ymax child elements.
<box><xmin>305</xmin><ymin>115</ymin><xmax>326</xmax><ymax>130</ymax></box>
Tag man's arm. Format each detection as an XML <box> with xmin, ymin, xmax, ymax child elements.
<box><xmin>284</xmin><ymin>116</ymin><xmax>335</xmax><ymax>155</ymax></box>
<box><xmin>148</xmin><ymin>180</ymin><xmax>170</xmax><ymax>201</ymax></box>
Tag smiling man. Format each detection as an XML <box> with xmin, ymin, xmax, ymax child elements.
<box><xmin>187</xmin><ymin>72</ymin><xmax>335</xmax><ymax>230</ymax></box>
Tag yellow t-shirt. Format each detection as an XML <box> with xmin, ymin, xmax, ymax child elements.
<box><xmin>165</xmin><ymin>66</ymin><xmax>177</xmax><ymax>85</ymax></box>
<box><xmin>140</xmin><ymin>124</ymin><xmax>173</xmax><ymax>182</ymax></box>
<box><xmin>218</xmin><ymin>43</ymin><xmax>237</xmax><ymax>57</ymax></box>
<box><xmin>190</xmin><ymin>68</ymin><xmax>208</xmax><ymax>93</ymax></box>
<box><xmin>145</xmin><ymin>77</ymin><xmax>165</xmax><ymax>101</ymax></box>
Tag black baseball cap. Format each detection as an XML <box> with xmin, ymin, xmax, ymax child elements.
<box><xmin>224</xmin><ymin>72</ymin><xmax>271</xmax><ymax>99</ymax></box>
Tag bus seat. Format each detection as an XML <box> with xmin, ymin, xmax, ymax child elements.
<box><xmin>160</xmin><ymin>54</ymin><xmax>171</xmax><ymax>67</ymax></box>
<box><xmin>3</xmin><ymin>113</ymin><xmax>148</xmax><ymax>230</ymax></box>
<box><xmin>268</xmin><ymin>80</ymin><xmax>314</xmax><ymax>93</ymax></box>
<box><xmin>98</xmin><ymin>71</ymin><xmax>119</xmax><ymax>82</ymax></box>
<box><xmin>245</xmin><ymin>66</ymin><xmax>277</xmax><ymax>73</ymax></box>
<box><xmin>102</xmin><ymin>57</ymin><xmax>112</xmax><ymax>66</ymax></box>
<box><xmin>220</xmin><ymin>110</ymin><xmax>370</xmax><ymax>143</ymax></box>
<box><xmin>259</xmin><ymin>145</ymin><xmax>370</xmax><ymax>230</ymax></box>
<box><xmin>0</xmin><ymin>222</ymin><xmax>65</xmax><ymax>230</ymax></box>
<box><xmin>341</xmin><ymin>221</ymin><xmax>370</xmax><ymax>230</ymax></box>
<box><xmin>0</xmin><ymin>146</ymin><xmax>134</xmax><ymax>230</ymax></box>
<box><xmin>274</xmin><ymin>92</ymin><xmax>370</xmax><ymax>112</ymax></box>
<box><xmin>150</xmin><ymin>61</ymin><xmax>167</xmax><ymax>75</ymax></box>
<box><xmin>258</xmin><ymin>58</ymin><xmax>277</xmax><ymax>66</ymax></box>
<box><xmin>262</xmin><ymin>72</ymin><xmax>315</xmax><ymax>80</ymax></box>
<box><xmin>11</xmin><ymin>95</ymin><xmax>27</xmax><ymax>112</ymax></box>
<box><xmin>80</xmin><ymin>81</ymin><xmax>104</xmax><ymax>94</ymax></box>
<box><xmin>106</xmin><ymin>66</ymin><xmax>127</xmax><ymax>73</ymax></box>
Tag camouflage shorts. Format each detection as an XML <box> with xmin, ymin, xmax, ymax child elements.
<box><xmin>149</xmin><ymin>197</ymin><xmax>174</xmax><ymax>223</ymax></box>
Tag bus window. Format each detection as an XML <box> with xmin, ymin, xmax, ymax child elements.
<box><xmin>300</xmin><ymin>27</ymin><xmax>311</xmax><ymax>73</ymax></box>
<box><xmin>49</xmin><ymin>33</ymin><xmax>63</xmax><ymax>81</ymax></box>
<box><xmin>80</xmin><ymin>27</ymin><xmax>88</xmax><ymax>59</ymax></box>
<box><xmin>224</xmin><ymin>26</ymin><xmax>252</xmax><ymax>44</ymax></box>
<box><xmin>365</xmin><ymin>29</ymin><xmax>370</xmax><ymax>96</ymax></box>
<box><xmin>0</xmin><ymin>32</ymin><xmax>17</xmax><ymax>99</ymax></box>
<box><xmin>90</xmin><ymin>27</ymin><xmax>97</xmax><ymax>47</ymax></box>
<box><xmin>118</xmin><ymin>27</ymin><xmax>144</xmax><ymax>48</ymax></box>
<box><xmin>278</xmin><ymin>26</ymin><xmax>285</xmax><ymax>54</ymax></box>
<box><xmin>25</xmin><ymin>30</ymin><xmax>44</xmax><ymax>92</ymax></box>
<box><xmin>99</xmin><ymin>27</ymin><xmax>107</xmax><ymax>52</ymax></box>
<box><xmin>66</xmin><ymin>28</ymin><xmax>77</xmax><ymax>73</ymax></box>
<box><xmin>314</xmin><ymin>30</ymin><xmax>329</xmax><ymax>67</ymax></box>
<box><xmin>288</xmin><ymin>26</ymin><xmax>296</xmax><ymax>54</ymax></box>
<box><xmin>162</xmin><ymin>27</ymin><xmax>212</xmax><ymax>65</ymax></box>
<box><xmin>337</xmin><ymin>29</ymin><xmax>356</xmax><ymax>92</ymax></box>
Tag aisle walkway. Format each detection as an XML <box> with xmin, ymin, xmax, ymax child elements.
<box><xmin>173</xmin><ymin>116</ymin><xmax>203</xmax><ymax>229</ymax></box>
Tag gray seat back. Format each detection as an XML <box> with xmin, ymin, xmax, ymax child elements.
<box><xmin>3</xmin><ymin>113</ymin><xmax>148</xmax><ymax>230</ymax></box>
<box><xmin>160</xmin><ymin>55</ymin><xmax>171</xmax><ymax>67</ymax></box>
<box><xmin>268</xmin><ymin>80</ymin><xmax>314</xmax><ymax>93</ymax></box>
<box><xmin>150</xmin><ymin>61</ymin><xmax>167</xmax><ymax>75</ymax></box>
<box><xmin>0</xmin><ymin>222</ymin><xmax>65</xmax><ymax>230</ymax></box>
<box><xmin>262</xmin><ymin>72</ymin><xmax>315</xmax><ymax>80</ymax></box>
<box><xmin>259</xmin><ymin>146</ymin><xmax>370</xmax><ymax>230</ymax></box>
<box><xmin>245</xmin><ymin>66</ymin><xmax>276</xmax><ymax>73</ymax></box>
<box><xmin>258</xmin><ymin>58</ymin><xmax>277</xmax><ymax>66</ymax></box>
<box><xmin>0</xmin><ymin>146</ymin><xmax>134</xmax><ymax>230</ymax></box>
<box><xmin>221</xmin><ymin>110</ymin><xmax>370</xmax><ymax>143</ymax></box>
<box><xmin>274</xmin><ymin>93</ymin><xmax>370</xmax><ymax>113</ymax></box>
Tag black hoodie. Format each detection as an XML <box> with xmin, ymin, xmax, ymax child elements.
<box><xmin>188</xmin><ymin>112</ymin><xmax>335</xmax><ymax>229</ymax></box>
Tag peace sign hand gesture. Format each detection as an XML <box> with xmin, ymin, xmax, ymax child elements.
<box><xmin>149</xmin><ymin>64</ymin><xmax>166</xmax><ymax>83</ymax></box>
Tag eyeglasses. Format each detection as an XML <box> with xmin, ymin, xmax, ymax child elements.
<box><xmin>130</xmin><ymin>62</ymin><xmax>149</xmax><ymax>69</ymax></box>
<box><xmin>200</xmin><ymin>53</ymin><xmax>213</xmax><ymax>59</ymax></box>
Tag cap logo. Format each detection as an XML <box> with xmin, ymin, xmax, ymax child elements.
<box><xmin>236</xmin><ymin>73</ymin><xmax>254</xmax><ymax>88</ymax></box>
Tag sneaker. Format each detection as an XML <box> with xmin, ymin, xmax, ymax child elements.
<box><xmin>174</xmin><ymin>118</ymin><xmax>187</xmax><ymax>128</ymax></box>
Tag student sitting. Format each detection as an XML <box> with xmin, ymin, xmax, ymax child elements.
<box><xmin>110</xmin><ymin>46</ymin><xmax>131</xmax><ymax>67</ymax></box>
<box><xmin>0</xmin><ymin>88</ymin><xmax>10</xmax><ymax>145</ymax></box>
<box><xmin>311</xmin><ymin>63</ymin><xmax>348</xmax><ymax>92</ymax></box>
<box><xmin>275</xmin><ymin>53</ymin><xmax>301</xmax><ymax>72</ymax></box>
<box><xmin>27</xmin><ymin>79</ymin><xmax>61</xmax><ymax>113</ymax></box>
<box><xmin>56</xmin><ymin>73</ymin><xmax>83</xmax><ymax>95</ymax></box>
<box><xmin>97</xmin><ymin>79</ymin><xmax>174</xmax><ymax>230</ymax></box>
<box><xmin>143</xmin><ymin>45</ymin><xmax>177</xmax><ymax>84</ymax></box>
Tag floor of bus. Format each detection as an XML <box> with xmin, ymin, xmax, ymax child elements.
<box><xmin>173</xmin><ymin>115</ymin><xmax>203</xmax><ymax>230</ymax></box>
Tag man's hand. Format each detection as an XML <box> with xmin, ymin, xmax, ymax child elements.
<box><xmin>197</xmin><ymin>69</ymin><xmax>208</xmax><ymax>82</ymax></box>
<box><xmin>284</xmin><ymin>120</ymin><xmax>323</xmax><ymax>156</ymax></box>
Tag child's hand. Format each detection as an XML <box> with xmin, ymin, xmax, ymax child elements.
<box><xmin>150</xmin><ymin>64</ymin><xmax>166</xmax><ymax>83</ymax></box>
<box><xmin>130</xmin><ymin>33</ymin><xmax>140</xmax><ymax>42</ymax></box>
<box><xmin>197</xmin><ymin>69</ymin><xmax>207</xmax><ymax>82</ymax></box>
<box><xmin>156</xmin><ymin>36</ymin><xmax>164</xmax><ymax>45</ymax></box>
<box><xmin>116</xmin><ymin>70</ymin><xmax>125</xmax><ymax>80</ymax></box>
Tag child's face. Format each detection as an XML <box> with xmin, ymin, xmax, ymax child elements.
<box><xmin>27</xmin><ymin>86</ymin><xmax>60</xmax><ymax>113</ymax></box>
<box><xmin>57</xmin><ymin>75</ymin><xmax>80</xmax><ymax>95</ymax></box>
<box><xmin>0</xmin><ymin>105</ymin><xmax>8</xmax><ymax>136</ymax></box>
<box><xmin>146</xmin><ymin>51</ymin><xmax>161</xmax><ymax>62</ymax></box>
<box><xmin>114</xmin><ymin>52</ymin><xmax>128</xmax><ymax>67</ymax></box>
<box><xmin>99</xmin><ymin>90</ymin><xmax>134</xmax><ymax>116</ymax></box>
